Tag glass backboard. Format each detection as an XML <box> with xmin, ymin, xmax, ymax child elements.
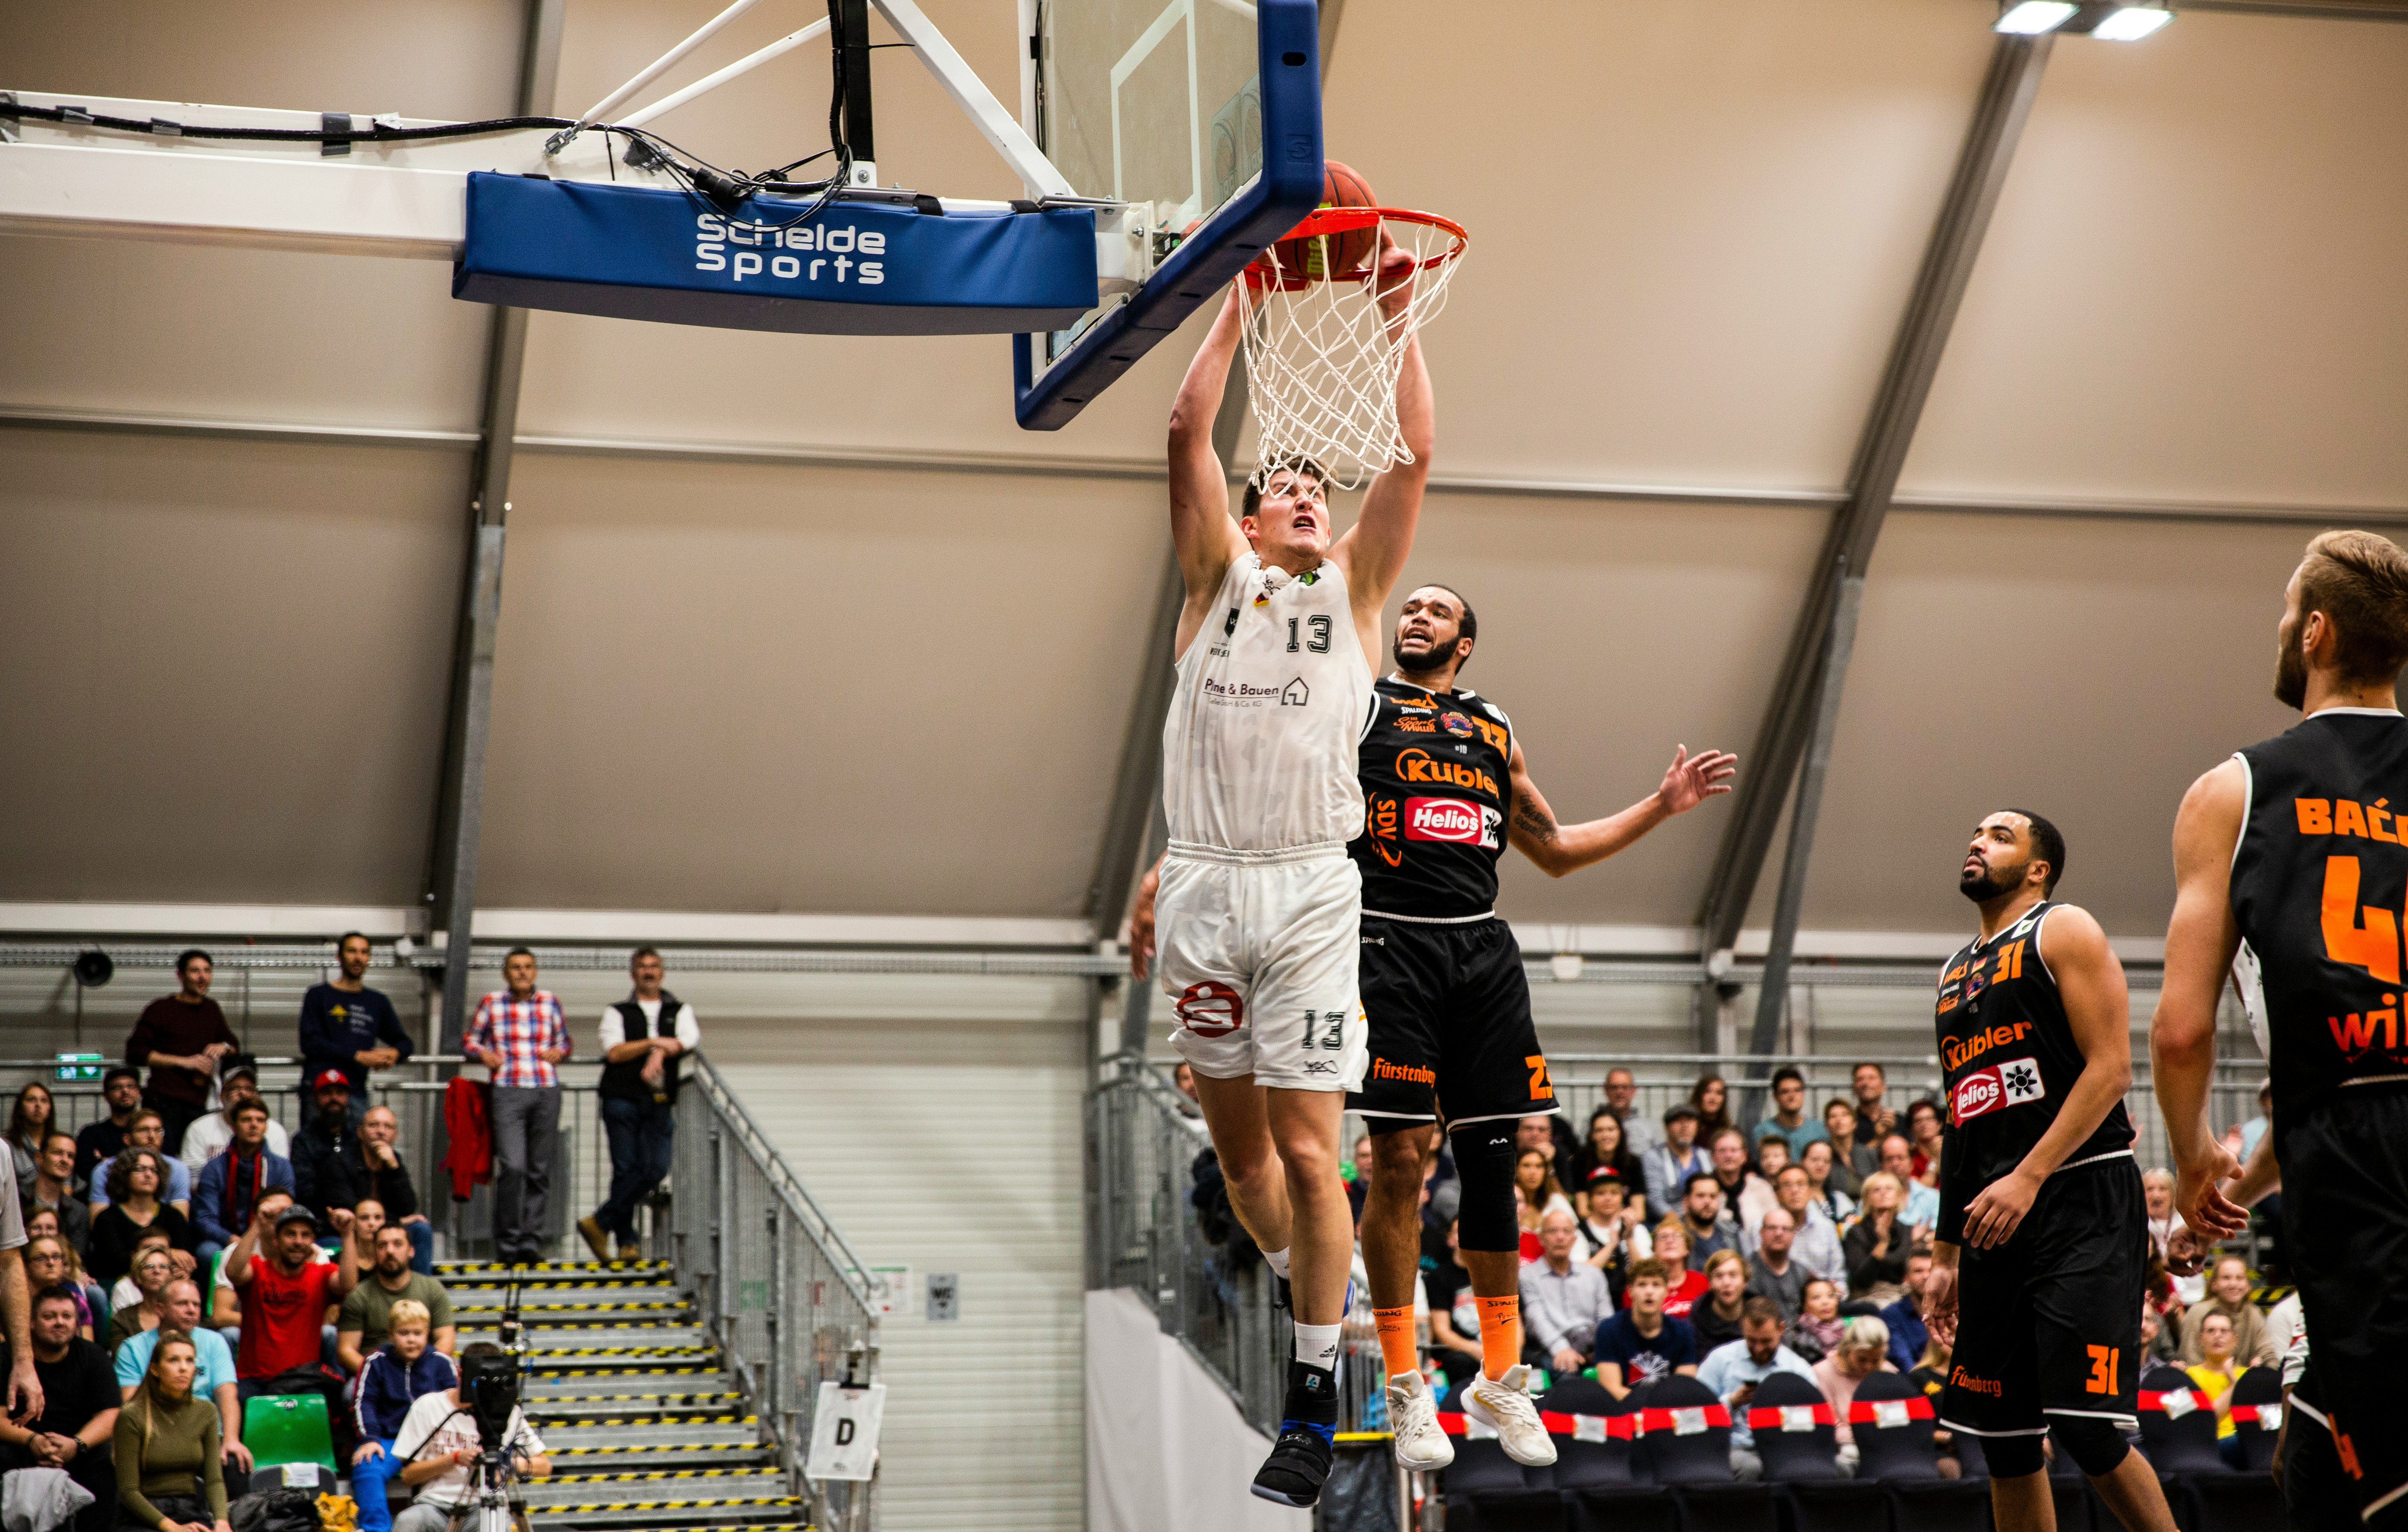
<box><xmin>1015</xmin><ymin>0</ymin><xmax>1323</xmax><ymax>430</ymax></box>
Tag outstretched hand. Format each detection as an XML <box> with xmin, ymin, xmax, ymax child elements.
<box><xmin>1656</xmin><ymin>747</ymin><xmax>1738</xmax><ymax>816</ymax></box>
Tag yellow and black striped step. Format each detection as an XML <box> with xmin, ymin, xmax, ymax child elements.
<box><xmin>552</xmin><ymin>1442</ymin><xmax>767</xmax><ymax>1458</ymax></box>
<box><xmin>547</xmin><ymin>1466</ymin><xmax>785</xmax><ymax>1485</ymax></box>
<box><xmin>530</xmin><ymin>1414</ymin><xmax>756</xmax><ymax>1429</ymax></box>
<box><xmin>455</xmin><ymin>1300</ymin><xmax>692</xmax><ymax>1313</ymax></box>
<box><xmin>524</xmin><ymin>1496</ymin><xmax>799</xmax><ymax>1514</ymax></box>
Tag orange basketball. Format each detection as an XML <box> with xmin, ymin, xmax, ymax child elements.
<box><xmin>1271</xmin><ymin>160</ymin><xmax>1378</xmax><ymax>281</ymax></box>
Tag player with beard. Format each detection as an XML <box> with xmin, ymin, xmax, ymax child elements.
<box><xmin>1922</xmin><ymin>812</ymin><xmax>2175</xmax><ymax>1532</ymax></box>
<box><xmin>1135</xmin><ymin>584</ymin><xmax>1735</xmax><ymax>1472</ymax></box>
<box><xmin>2154</xmin><ymin>530</ymin><xmax>2408</xmax><ymax>1530</ymax></box>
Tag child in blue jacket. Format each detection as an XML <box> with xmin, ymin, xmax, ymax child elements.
<box><xmin>351</xmin><ymin>1300</ymin><xmax>458</xmax><ymax>1532</ymax></box>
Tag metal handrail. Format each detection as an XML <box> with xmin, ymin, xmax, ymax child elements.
<box><xmin>683</xmin><ymin>1051</ymin><xmax>881</xmax><ymax>1314</ymax></box>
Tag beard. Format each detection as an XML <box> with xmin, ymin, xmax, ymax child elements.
<box><xmin>2274</xmin><ymin>615</ymin><xmax>2307</xmax><ymax>710</ymax></box>
<box><xmin>1959</xmin><ymin>856</ymin><xmax>2023</xmax><ymax>903</ymax></box>
<box><xmin>1392</xmin><ymin>632</ymin><xmax>1456</xmax><ymax>678</ymax></box>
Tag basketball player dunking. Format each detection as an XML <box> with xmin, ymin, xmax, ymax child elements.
<box><xmin>2155</xmin><ymin>531</ymin><xmax>2408</xmax><ymax>1531</ymax></box>
<box><xmin>1923</xmin><ymin>812</ymin><xmax>2179</xmax><ymax>1532</ymax></box>
<box><xmin>1134</xmin><ymin>589</ymin><xmax>1736</xmax><ymax>1473</ymax></box>
<box><xmin>1155</xmin><ymin>238</ymin><xmax>1424</xmax><ymax>1508</ymax></box>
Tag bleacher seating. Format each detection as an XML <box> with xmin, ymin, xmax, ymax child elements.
<box><xmin>2227</xmin><ymin>1366</ymin><xmax>2284</xmax><ymax>1473</ymax></box>
<box><xmin>1751</xmin><ymin>1372</ymin><xmax>1881</xmax><ymax>1531</ymax></box>
<box><xmin>1534</xmin><ymin>1376</ymin><xmax>1673</xmax><ymax>1532</ymax></box>
<box><xmin>1628</xmin><ymin>1375</ymin><xmax>1775</xmax><ymax>1532</ymax></box>
<box><xmin>1847</xmin><ymin>1371</ymin><xmax>1989</xmax><ymax>1531</ymax></box>
<box><xmin>2137</xmin><ymin>1365</ymin><xmax>2283</xmax><ymax>1532</ymax></box>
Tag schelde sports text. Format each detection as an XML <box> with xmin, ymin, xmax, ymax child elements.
<box><xmin>693</xmin><ymin>214</ymin><xmax>888</xmax><ymax>285</ymax></box>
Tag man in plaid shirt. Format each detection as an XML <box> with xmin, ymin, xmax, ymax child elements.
<box><xmin>465</xmin><ymin>947</ymin><xmax>569</xmax><ymax>1264</ymax></box>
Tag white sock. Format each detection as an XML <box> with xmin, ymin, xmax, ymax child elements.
<box><xmin>1293</xmin><ymin>1320</ymin><xmax>1341</xmax><ymax>1372</ymax></box>
<box><xmin>1263</xmin><ymin>1246</ymin><xmax>1292</xmax><ymax>1280</ymax></box>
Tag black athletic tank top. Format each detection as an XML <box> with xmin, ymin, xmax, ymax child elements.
<box><xmin>2231</xmin><ymin>709</ymin><xmax>2408</xmax><ymax>1119</ymax></box>
<box><xmin>1932</xmin><ymin>900</ymin><xmax>2134</xmax><ymax>1241</ymax></box>
<box><xmin>1348</xmin><ymin>678</ymin><xmax>1514</xmax><ymax>919</ymax></box>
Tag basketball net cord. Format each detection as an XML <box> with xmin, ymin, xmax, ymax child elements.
<box><xmin>1234</xmin><ymin>209</ymin><xmax>1468</xmax><ymax>492</ymax></box>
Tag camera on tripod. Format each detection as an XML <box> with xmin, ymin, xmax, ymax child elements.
<box><xmin>459</xmin><ymin>1349</ymin><xmax>522</xmax><ymax>1458</ymax></box>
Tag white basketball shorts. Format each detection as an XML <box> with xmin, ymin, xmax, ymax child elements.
<box><xmin>1156</xmin><ymin>840</ymin><xmax>1368</xmax><ymax>1093</ymax></box>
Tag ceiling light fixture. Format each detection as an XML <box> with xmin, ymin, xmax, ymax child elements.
<box><xmin>2091</xmin><ymin>4</ymin><xmax>2174</xmax><ymax>39</ymax></box>
<box><xmin>1995</xmin><ymin>1</ymin><xmax>2079</xmax><ymax>33</ymax></box>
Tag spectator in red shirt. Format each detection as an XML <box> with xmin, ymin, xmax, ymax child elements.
<box><xmin>225</xmin><ymin>1202</ymin><xmax>360</xmax><ymax>1455</ymax></box>
<box><xmin>126</xmin><ymin>952</ymin><xmax>240</xmax><ymax>1154</ymax></box>
<box><xmin>1637</xmin><ymin>1221</ymin><xmax>1710</xmax><ymax>1318</ymax></box>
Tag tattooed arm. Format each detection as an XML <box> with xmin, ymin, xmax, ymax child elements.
<box><xmin>1504</xmin><ymin>740</ymin><xmax>1737</xmax><ymax>878</ymax></box>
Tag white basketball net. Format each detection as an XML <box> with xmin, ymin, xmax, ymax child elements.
<box><xmin>1233</xmin><ymin>209</ymin><xmax>1467</xmax><ymax>492</ymax></box>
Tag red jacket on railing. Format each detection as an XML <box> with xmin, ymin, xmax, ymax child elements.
<box><xmin>441</xmin><ymin>1075</ymin><xmax>493</xmax><ymax>1200</ymax></box>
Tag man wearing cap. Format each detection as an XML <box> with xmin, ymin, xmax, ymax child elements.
<box><xmin>179</xmin><ymin>1064</ymin><xmax>291</xmax><ymax>1174</ymax></box>
<box><xmin>1641</xmin><ymin>1102</ymin><xmax>1710</xmax><ymax>1215</ymax></box>
<box><xmin>227</xmin><ymin>1199</ymin><xmax>360</xmax><ymax>1455</ymax></box>
<box><xmin>73</xmin><ymin>1067</ymin><xmax>143</xmax><ymax>1194</ymax></box>
<box><xmin>291</xmin><ymin>1069</ymin><xmax>361</xmax><ymax>1230</ymax></box>
<box><xmin>192</xmin><ymin>1100</ymin><xmax>296</xmax><ymax>1262</ymax></box>
<box><xmin>298</xmin><ymin>933</ymin><xmax>413</xmax><ymax>1130</ymax></box>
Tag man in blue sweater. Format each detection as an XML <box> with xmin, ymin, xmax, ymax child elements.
<box><xmin>192</xmin><ymin>1101</ymin><xmax>295</xmax><ymax>1259</ymax></box>
<box><xmin>351</xmin><ymin>1300</ymin><xmax>457</xmax><ymax>1532</ymax></box>
<box><xmin>299</xmin><ymin>934</ymin><xmax>413</xmax><ymax>1129</ymax></box>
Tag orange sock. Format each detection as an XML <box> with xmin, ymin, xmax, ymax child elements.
<box><xmin>1477</xmin><ymin>1295</ymin><xmax>1522</xmax><ymax>1380</ymax></box>
<box><xmin>1373</xmin><ymin>1307</ymin><xmax>1418</xmax><ymax>1380</ymax></box>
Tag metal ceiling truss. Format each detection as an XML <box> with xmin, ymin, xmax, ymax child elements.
<box><xmin>1693</xmin><ymin>33</ymin><xmax>2055</xmax><ymax>1057</ymax></box>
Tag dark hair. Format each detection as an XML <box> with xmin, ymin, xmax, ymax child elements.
<box><xmin>1775</xmin><ymin>1163</ymin><xmax>1811</xmax><ymax>1185</ymax></box>
<box><xmin>32</xmin><ymin>1283</ymin><xmax>80</xmax><ymax>1313</ymax></box>
<box><xmin>1662</xmin><ymin>1102</ymin><xmax>1700</xmax><ymax>1126</ymax></box>
<box><xmin>128</xmin><ymin>1109</ymin><xmax>164</xmax><ymax>1134</ymax></box>
<box><xmin>2299</xmin><ymin>529</ymin><xmax>2408</xmax><ymax>686</ymax></box>
<box><xmin>1853</xmin><ymin>1061</ymin><xmax>1886</xmax><ymax>1081</ymax></box>
<box><xmin>1626</xmin><ymin>1258</ymin><xmax>1670</xmax><ymax>1286</ymax></box>
<box><xmin>103</xmin><ymin>1065</ymin><xmax>141</xmax><ymax>1088</ymax></box>
<box><xmin>7</xmin><ymin>1084</ymin><xmax>52</xmax><ymax>1146</ymax></box>
<box><xmin>1683</xmin><ymin>1171</ymin><xmax>1721</xmax><ymax>1198</ymax></box>
<box><xmin>504</xmin><ymin>946</ymin><xmax>538</xmax><ymax>964</ymax></box>
<box><xmin>459</xmin><ymin>1340</ymin><xmax>505</xmax><ymax>1363</ymax></box>
<box><xmin>1770</xmin><ymin>1066</ymin><xmax>1804</xmax><ymax>1090</ymax></box>
<box><xmin>175</xmin><ymin>948</ymin><xmax>213</xmax><ymax>977</ymax></box>
<box><xmin>1240</xmin><ymin>457</ymin><xmax>1327</xmax><ymax>519</ymax></box>
<box><xmin>630</xmin><ymin>946</ymin><xmax>662</xmax><ymax>968</ymax></box>
<box><xmin>107</xmin><ymin>1147</ymin><xmax>161</xmax><ymax>1202</ymax></box>
<box><xmin>1740</xmin><ymin>1295</ymin><xmax>1784</xmax><ymax>1327</ymax></box>
<box><xmin>2006</xmin><ymin>808</ymin><xmax>2067</xmax><ymax>896</ymax></box>
<box><xmin>1405</xmin><ymin>584</ymin><xmax>1480</xmax><ymax>673</ymax></box>
<box><xmin>41</xmin><ymin>1131</ymin><xmax>75</xmax><ymax>1154</ymax></box>
<box><xmin>231</xmin><ymin>1100</ymin><xmax>269</xmax><ymax>1122</ymax></box>
<box><xmin>337</xmin><ymin>931</ymin><xmax>371</xmax><ymax>952</ymax></box>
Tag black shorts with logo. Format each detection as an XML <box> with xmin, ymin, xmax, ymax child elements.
<box><xmin>1345</xmin><ymin>914</ymin><xmax>1558</xmax><ymax>1129</ymax></box>
<box><xmin>1938</xmin><ymin>1152</ymin><xmax>2146</xmax><ymax>1442</ymax></box>
<box><xmin>2276</xmin><ymin>1087</ymin><xmax>2408</xmax><ymax>1528</ymax></box>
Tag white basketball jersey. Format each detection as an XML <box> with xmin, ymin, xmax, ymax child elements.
<box><xmin>1162</xmin><ymin>552</ymin><xmax>1374</xmax><ymax>852</ymax></box>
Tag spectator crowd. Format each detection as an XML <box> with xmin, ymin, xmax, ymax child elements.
<box><xmin>1300</xmin><ymin>1061</ymin><xmax>2277</xmax><ymax>1478</ymax></box>
<box><xmin>0</xmin><ymin>939</ymin><xmax>699</xmax><ymax>1532</ymax></box>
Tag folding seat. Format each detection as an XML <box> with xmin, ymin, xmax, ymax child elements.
<box><xmin>1438</xmin><ymin>1379</ymin><xmax>1564</xmax><ymax>1532</ymax></box>
<box><xmin>1748</xmin><ymin>1371</ymin><xmax>1883</xmax><ymax>1532</ymax></box>
<box><xmin>1849</xmin><ymin>1371</ymin><xmax>1989</xmax><ymax>1532</ymax></box>
<box><xmin>1538</xmin><ymin>1375</ymin><xmax>1673</xmax><ymax>1532</ymax></box>
<box><xmin>1627</xmin><ymin>1376</ymin><xmax>1777</xmax><ymax>1532</ymax></box>
<box><xmin>2137</xmin><ymin>1366</ymin><xmax>2280</xmax><ymax>1532</ymax></box>
<box><xmin>2225</xmin><ymin>1365</ymin><xmax>2284</xmax><ymax>1473</ymax></box>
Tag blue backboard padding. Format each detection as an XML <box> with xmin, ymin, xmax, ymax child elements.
<box><xmin>454</xmin><ymin>173</ymin><xmax>1098</xmax><ymax>336</ymax></box>
<box><xmin>1013</xmin><ymin>0</ymin><xmax>1323</xmax><ymax>430</ymax></box>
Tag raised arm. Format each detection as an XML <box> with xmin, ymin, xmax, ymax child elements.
<box><xmin>1508</xmin><ymin>742</ymin><xmax>1737</xmax><ymax>878</ymax></box>
<box><xmin>1958</xmin><ymin>906</ymin><xmax>2132</xmax><ymax>1249</ymax></box>
<box><xmin>2152</xmin><ymin>760</ymin><xmax>2249</xmax><ymax>1239</ymax></box>
<box><xmin>1332</xmin><ymin>242</ymin><xmax>1431</xmax><ymax>634</ymax></box>
<box><xmin>1167</xmin><ymin>293</ymin><xmax>1250</xmax><ymax>655</ymax></box>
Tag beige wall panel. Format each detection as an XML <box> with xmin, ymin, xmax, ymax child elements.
<box><xmin>1</xmin><ymin>0</ymin><xmax>520</xmax><ymax>120</ymax></box>
<box><xmin>0</xmin><ymin>430</ymin><xmax>465</xmax><ymax>904</ymax></box>
<box><xmin>1318</xmin><ymin>0</ymin><xmax>1994</xmax><ymax>488</ymax></box>
<box><xmin>522</xmin><ymin>0</ymin><xmax>1187</xmax><ymax>457</ymax></box>
<box><xmin>0</xmin><ymin>238</ymin><xmax>492</xmax><ymax>433</ymax></box>
<box><xmin>1362</xmin><ymin>491</ymin><xmax>1828</xmax><ymax>927</ymax></box>
<box><xmin>473</xmin><ymin>451</ymin><xmax>1163</xmax><ymax>914</ymax></box>
<box><xmin>1904</xmin><ymin>12</ymin><xmax>2408</xmax><ymax>507</ymax></box>
<box><xmin>1788</xmin><ymin>511</ymin><xmax>2389</xmax><ymax>940</ymax></box>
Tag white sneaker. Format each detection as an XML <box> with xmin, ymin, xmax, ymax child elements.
<box><xmin>1386</xmin><ymin>1372</ymin><xmax>1454</xmax><ymax>1471</ymax></box>
<box><xmin>1463</xmin><ymin>1365</ymin><xmax>1558</xmax><ymax>1467</ymax></box>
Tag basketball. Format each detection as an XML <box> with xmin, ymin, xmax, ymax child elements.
<box><xmin>1272</xmin><ymin>160</ymin><xmax>1379</xmax><ymax>280</ymax></box>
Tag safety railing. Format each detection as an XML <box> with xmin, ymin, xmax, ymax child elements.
<box><xmin>672</xmin><ymin>1052</ymin><xmax>881</xmax><ymax>1532</ymax></box>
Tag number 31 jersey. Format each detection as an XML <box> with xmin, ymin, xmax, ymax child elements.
<box><xmin>1933</xmin><ymin>900</ymin><xmax>2133</xmax><ymax>1241</ymax></box>
<box><xmin>2231</xmin><ymin>708</ymin><xmax>2408</xmax><ymax>1120</ymax></box>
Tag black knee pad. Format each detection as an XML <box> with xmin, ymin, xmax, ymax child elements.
<box><xmin>2051</xmin><ymin>1415</ymin><xmax>2130</xmax><ymax>1478</ymax></box>
<box><xmin>1982</xmin><ymin>1432</ymin><xmax>2046</xmax><ymax>1479</ymax></box>
<box><xmin>1447</xmin><ymin>1120</ymin><xmax>1521</xmax><ymax>1253</ymax></box>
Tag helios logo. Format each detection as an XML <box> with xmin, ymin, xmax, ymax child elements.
<box><xmin>1403</xmin><ymin>797</ymin><xmax>1501</xmax><ymax>849</ymax></box>
<box><xmin>693</xmin><ymin>213</ymin><xmax>887</xmax><ymax>285</ymax></box>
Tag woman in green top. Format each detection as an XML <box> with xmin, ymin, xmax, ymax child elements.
<box><xmin>113</xmin><ymin>1333</ymin><xmax>230</xmax><ymax>1532</ymax></box>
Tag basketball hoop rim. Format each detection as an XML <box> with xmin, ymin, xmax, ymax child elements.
<box><xmin>1242</xmin><ymin>206</ymin><xmax>1468</xmax><ymax>291</ymax></box>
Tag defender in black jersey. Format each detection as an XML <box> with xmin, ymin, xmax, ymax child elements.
<box><xmin>1925</xmin><ymin>812</ymin><xmax>2179</xmax><ymax>1532</ymax></box>
<box><xmin>1131</xmin><ymin>585</ymin><xmax>1734</xmax><ymax>1473</ymax></box>
<box><xmin>2156</xmin><ymin>531</ymin><xmax>2408</xmax><ymax>1530</ymax></box>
